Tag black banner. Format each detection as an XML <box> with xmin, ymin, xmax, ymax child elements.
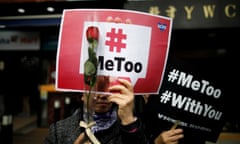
<box><xmin>145</xmin><ymin>56</ymin><xmax>226</xmax><ymax>143</ymax></box>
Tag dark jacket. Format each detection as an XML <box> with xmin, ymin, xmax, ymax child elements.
<box><xmin>44</xmin><ymin>108</ymin><xmax>148</xmax><ymax>144</ymax></box>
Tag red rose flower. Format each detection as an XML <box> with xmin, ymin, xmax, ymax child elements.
<box><xmin>86</xmin><ymin>26</ymin><xmax>99</xmax><ymax>42</ymax></box>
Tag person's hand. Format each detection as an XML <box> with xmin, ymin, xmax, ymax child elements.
<box><xmin>74</xmin><ymin>133</ymin><xmax>85</xmax><ymax>144</ymax></box>
<box><xmin>108</xmin><ymin>78</ymin><xmax>136</xmax><ymax>125</ymax></box>
<box><xmin>154</xmin><ymin>128</ymin><xmax>184</xmax><ymax>144</ymax></box>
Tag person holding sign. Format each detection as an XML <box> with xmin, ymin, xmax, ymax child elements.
<box><xmin>49</xmin><ymin>9</ymin><xmax>172</xmax><ymax>144</ymax></box>
<box><xmin>44</xmin><ymin>76</ymin><xmax>148</xmax><ymax>144</ymax></box>
<box><xmin>143</xmin><ymin>94</ymin><xmax>206</xmax><ymax>144</ymax></box>
<box><xmin>140</xmin><ymin>94</ymin><xmax>184</xmax><ymax>144</ymax></box>
<box><xmin>153</xmin><ymin>121</ymin><xmax>184</xmax><ymax>144</ymax></box>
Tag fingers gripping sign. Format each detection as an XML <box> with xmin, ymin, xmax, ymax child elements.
<box><xmin>108</xmin><ymin>78</ymin><xmax>136</xmax><ymax>125</ymax></box>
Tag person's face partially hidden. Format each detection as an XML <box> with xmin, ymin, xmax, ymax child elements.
<box><xmin>94</xmin><ymin>76</ymin><xmax>112</xmax><ymax>113</ymax></box>
<box><xmin>83</xmin><ymin>75</ymin><xmax>113</xmax><ymax>114</ymax></box>
<box><xmin>93</xmin><ymin>93</ymin><xmax>113</xmax><ymax>113</ymax></box>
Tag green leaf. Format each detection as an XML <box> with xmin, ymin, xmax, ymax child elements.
<box><xmin>84</xmin><ymin>60</ymin><xmax>96</xmax><ymax>76</ymax></box>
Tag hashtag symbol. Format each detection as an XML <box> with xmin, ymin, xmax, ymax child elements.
<box><xmin>160</xmin><ymin>90</ymin><xmax>172</xmax><ymax>104</ymax></box>
<box><xmin>168</xmin><ymin>69</ymin><xmax>179</xmax><ymax>83</ymax></box>
<box><xmin>105</xmin><ymin>28</ymin><xmax>127</xmax><ymax>53</ymax></box>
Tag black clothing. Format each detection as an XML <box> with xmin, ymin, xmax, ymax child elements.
<box><xmin>44</xmin><ymin>108</ymin><xmax>148</xmax><ymax>144</ymax></box>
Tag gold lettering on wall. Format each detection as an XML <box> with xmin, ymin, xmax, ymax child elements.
<box><xmin>203</xmin><ymin>5</ymin><xmax>216</xmax><ymax>18</ymax></box>
<box><xmin>184</xmin><ymin>6</ymin><xmax>194</xmax><ymax>20</ymax></box>
<box><xmin>149</xmin><ymin>6</ymin><xmax>161</xmax><ymax>15</ymax></box>
<box><xmin>147</xmin><ymin>3</ymin><xmax>239</xmax><ymax>23</ymax></box>
<box><xmin>165</xmin><ymin>5</ymin><xmax>177</xmax><ymax>19</ymax></box>
<box><xmin>225</xmin><ymin>4</ymin><xmax>236</xmax><ymax>18</ymax></box>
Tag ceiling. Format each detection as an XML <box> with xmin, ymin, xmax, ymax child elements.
<box><xmin>0</xmin><ymin>0</ymin><xmax>126</xmax><ymax>18</ymax></box>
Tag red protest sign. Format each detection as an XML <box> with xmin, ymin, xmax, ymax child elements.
<box><xmin>56</xmin><ymin>9</ymin><xmax>172</xmax><ymax>94</ymax></box>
